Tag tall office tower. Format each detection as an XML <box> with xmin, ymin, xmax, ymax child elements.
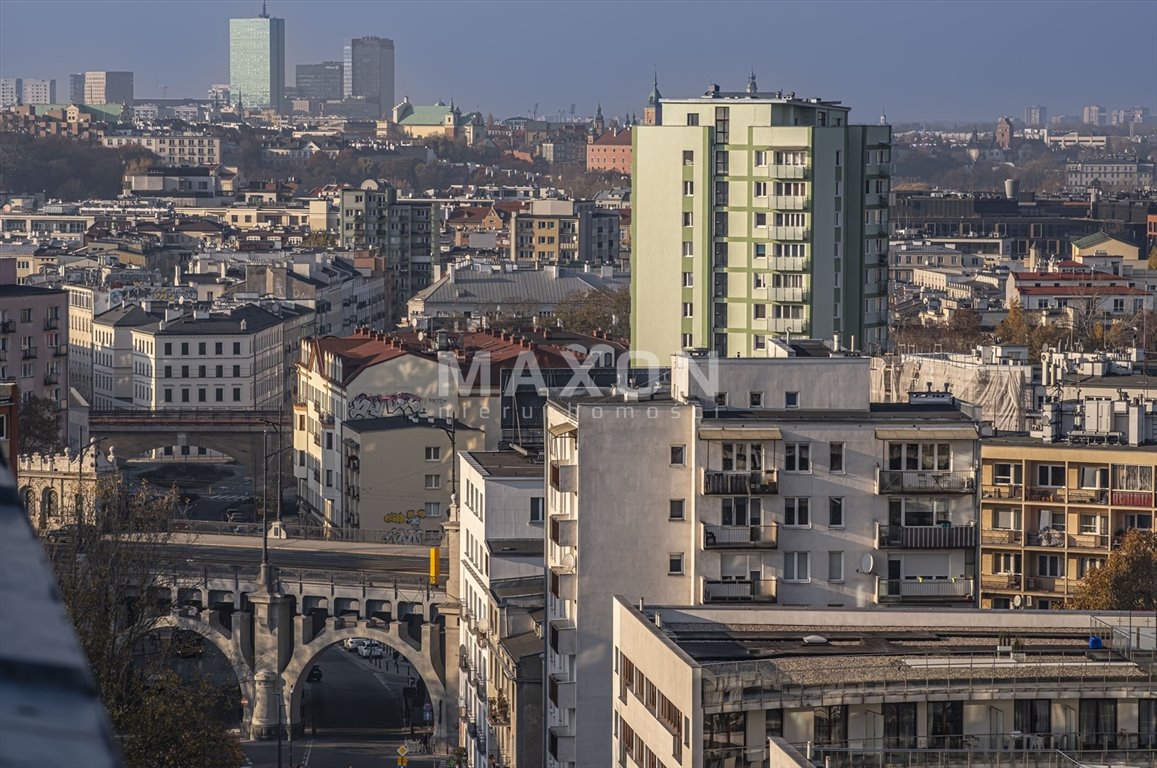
<box><xmin>20</xmin><ymin>79</ymin><xmax>56</xmax><ymax>105</ymax></box>
<box><xmin>295</xmin><ymin>61</ymin><xmax>343</xmax><ymax>101</ymax></box>
<box><xmin>1082</xmin><ymin>104</ymin><xmax>1106</xmax><ymax>126</ymax></box>
<box><xmin>1024</xmin><ymin>104</ymin><xmax>1047</xmax><ymax>127</ymax></box>
<box><xmin>632</xmin><ymin>79</ymin><xmax>892</xmax><ymax>362</ymax></box>
<box><xmin>342</xmin><ymin>36</ymin><xmax>395</xmax><ymax>116</ymax></box>
<box><xmin>68</xmin><ymin>73</ymin><xmax>85</xmax><ymax>104</ymax></box>
<box><xmin>81</xmin><ymin>71</ymin><xmax>134</xmax><ymax>105</ymax></box>
<box><xmin>0</xmin><ymin>79</ymin><xmax>20</xmax><ymax>107</ymax></box>
<box><xmin>229</xmin><ymin>6</ymin><xmax>285</xmax><ymax>111</ymax></box>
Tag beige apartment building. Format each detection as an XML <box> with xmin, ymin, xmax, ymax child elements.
<box><xmin>632</xmin><ymin>79</ymin><xmax>891</xmax><ymax>361</ymax></box>
<box><xmin>509</xmin><ymin>200</ymin><xmax>620</xmax><ymax>266</ymax></box>
<box><xmin>102</xmin><ymin>131</ymin><xmax>221</xmax><ymax>166</ymax></box>
<box><xmin>979</xmin><ymin>399</ymin><xmax>1156</xmax><ymax>610</ymax></box>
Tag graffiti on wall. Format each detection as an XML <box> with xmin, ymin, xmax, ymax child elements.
<box><xmin>380</xmin><ymin>507</ymin><xmax>441</xmax><ymax>545</ymax></box>
<box><xmin>348</xmin><ymin>392</ymin><xmax>448</xmax><ymax>421</ymax></box>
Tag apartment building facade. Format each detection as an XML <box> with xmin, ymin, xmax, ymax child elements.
<box><xmin>0</xmin><ymin>285</ymin><xmax>69</xmax><ymax>426</ymax></box>
<box><xmin>64</xmin><ymin>284</ymin><xmax>113</xmax><ymax>402</ymax></box>
<box><xmin>632</xmin><ymin>82</ymin><xmax>891</xmax><ymax>361</ymax></box>
<box><xmin>229</xmin><ymin>14</ymin><xmax>284</xmax><ymax>110</ymax></box>
<box><xmin>1065</xmin><ymin>159</ymin><xmax>1155</xmax><ymax>193</ymax></box>
<box><xmin>613</xmin><ymin>600</ymin><xmax>1156</xmax><ymax>768</ymax></box>
<box><xmin>979</xmin><ymin>398</ymin><xmax>1156</xmax><ymax>610</ymax></box>
<box><xmin>458</xmin><ymin>450</ymin><xmax>546</xmax><ymax>768</ymax></box>
<box><xmin>338</xmin><ymin>180</ymin><xmax>439</xmax><ymax>322</ymax></box>
<box><xmin>544</xmin><ymin>350</ymin><xmax>979</xmax><ymax>768</ymax></box>
<box><xmin>509</xmin><ymin>200</ymin><xmax>620</xmax><ymax>265</ymax></box>
<box><xmin>80</xmin><ymin>71</ymin><xmax>134</xmax><ymax>105</ymax></box>
<box><xmin>101</xmin><ymin>131</ymin><xmax>221</xmax><ymax>166</ymax></box>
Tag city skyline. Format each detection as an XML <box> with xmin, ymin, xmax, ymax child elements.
<box><xmin>0</xmin><ymin>0</ymin><xmax>1153</xmax><ymax>122</ymax></box>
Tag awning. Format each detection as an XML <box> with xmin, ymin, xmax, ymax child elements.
<box><xmin>548</xmin><ymin>421</ymin><xmax>578</xmax><ymax>437</ymax></box>
<box><xmin>875</xmin><ymin>427</ymin><xmax>977</xmax><ymax>441</ymax></box>
<box><xmin>698</xmin><ymin>427</ymin><xmax>783</xmax><ymax>441</ymax></box>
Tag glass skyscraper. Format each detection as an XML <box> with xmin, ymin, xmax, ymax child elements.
<box><xmin>229</xmin><ymin>12</ymin><xmax>285</xmax><ymax>110</ymax></box>
<box><xmin>342</xmin><ymin>36</ymin><xmax>395</xmax><ymax>117</ymax></box>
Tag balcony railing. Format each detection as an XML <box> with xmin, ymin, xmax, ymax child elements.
<box><xmin>1026</xmin><ymin>487</ymin><xmax>1066</xmax><ymax>503</ymax></box>
<box><xmin>865</xmin><ymin>162</ymin><xmax>890</xmax><ymax>177</ymax></box>
<box><xmin>550</xmin><ymin>461</ymin><xmax>577</xmax><ymax>493</ymax></box>
<box><xmin>1025</xmin><ymin>575</ymin><xmax>1077</xmax><ymax>593</ymax></box>
<box><xmin>981</xmin><ymin>529</ymin><xmax>1023</xmax><ymax>545</ymax></box>
<box><xmin>0</xmin><ymin>320</ymin><xmax>14</xmax><ymax>334</ymax></box>
<box><xmin>769</xmin><ymin>225</ymin><xmax>810</xmax><ymax>242</ymax></box>
<box><xmin>703</xmin><ymin>523</ymin><xmax>778</xmax><ymax>549</ymax></box>
<box><xmin>877</xmin><ymin>578</ymin><xmax>974</xmax><ymax>603</ymax></box>
<box><xmin>1068</xmin><ymin>532</ymin><xmax>1110</xmax><ymax>549</ymax></box>
<box><xmin>769</xmin><ymin>164</ymin><xmax>810</xmax><ymax>179</ymax></box>
<box><xmin>980</xmin><ymin>573</ymin><xmax>1022</xmax><ymax>590</ymax></box>
<box><xmin>769</xmin><ymin>195</ymin><xmax>811</xmax><ymax>211</ymax></box>
<box><xmin>53</xmin><ymin>344</ymin><xmax>67</xmax><ymax>357</ymax></box>
<box><xmin>21</xmin><ymin>347</ymin><xmax>37</xmax><ymax>359</ymax></box>
<box><xmin>768</xmin><ymin>286</ymin><xmax>810</xmax><ymax>303</ymax></box>
<box><xmin>982</xmin><ymin>484</ymin><xmax>1023</xmax><ymax>500</ymax></box>
<box><xmin>703</xmin><ymin>578</ymin><xmax>777</xmax><ymax>603</ymax></box>
<box><xmin>702</xmin><ymin>469</ymin><xmax>778</xmax><ymax>496</ymax></box>
<box><xmin>877</xmin><ymin>469</ymin><xmax>975</xmax><ymax>494</ymax></box>
<box><xmin>864</xmin><ymin>223</ymin><xmax>887</xmax><ymax>237</ymax></box>
<box><xmin>1067</xmin><ymin>489</ymin><xmax>1110</xmax><ymax>505</ymax></box>
<box><xmin>768</xmin><ymin>318</ymin><xmax>808</xmax><ymax>334</ymax></box>
<box><xmin>43</xmin><ymin>317</ymin><xmax>59</xmax><ymax>330</ymax></box>
<box><xmin>876</xmin><ymin>523</ymin><xmax>976</xmax><ymax>549</ymax></box>
<box><xmin>43</xmin><ymin>373</ymin><xmax>59</xmax><ymax>385</ymax></box>
<box><xmin>1026</xmin><ymin>529</ymin><xmax>1066</xmax><ymax>547</ymax></box>
<box><xmin>768</xmin><ymin>255</ymin><xmax>810</xmax><ymax>272</ymax></box>
<box><xmin>1112</xmin><ymin>490</ymin><xmax>1154</xmax><ymax>508</ymax></box>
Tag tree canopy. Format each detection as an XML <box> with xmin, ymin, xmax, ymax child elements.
<box><xmin>552</xmin><ymin>287</ymin><xmax>630</xmax><ymax>338</ymax></box>
<box><xmin>17</xmin><ymin>393</ymin><xmax>63</xmax><ymax>454</ymax></box>
<box><xmin>0</xmin><ymin>133</ymin><xmax>154</xmax><ymax>200</ymax></box>
<box><xmin>1069</xmin><ymin>530</ymin><xmax>1157</xmax><ymax>611</ymax></box>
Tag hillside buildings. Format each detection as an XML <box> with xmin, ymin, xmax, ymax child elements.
<box><xmin>632</xmin><ymin>79</ymin><xmax>891</xmax><ymax>361</ymax></box>
<box><xmin>101</xmin><ymin>130</ymin><xmax>221</xmax><ymax>166</ymax></box>
<box><xmin>544</xmin><ymin>348</ymin><xmax>981</xmax><ymax>768</ymax></box>
<box><xmin>229</xmin><ymin>9</ymin><xmax>285</xmax><ymax>110</ymax></box>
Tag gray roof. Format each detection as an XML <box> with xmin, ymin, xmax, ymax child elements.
<box><xmin>499</xmin><ymin>630</ymin><xmax>544</xmax><ymax>661</ymax></box>
<box><xmin>94</xmin><ymin>304</ymin><xmax>163</xmax><ymax>328</ymax></box>
<box><xmin>412</xmin><ymin>265</ymin><xmax>629</xmax><ymax>308</ymax></box>
<box><xmin>462</xmin><ymin>450</ymin><xmax>543</xmax><ymax>478</ymax></box>
<box><xmin>154</xmin><ymin>305</ymin><xmax>282</xmax><ymax>336</ymax></box>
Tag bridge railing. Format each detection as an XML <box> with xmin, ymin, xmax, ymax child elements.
<box><xmin>90</xmin><ymin>408</ymin><xmax>289</xmax><ymax>425</ymax></box>
<box><xmin>172</xmin><ymin>519</ymin><xmax>446</xmax><ymax>546</ymax></box>
<box><xmin>167</xmin><ymin>562</ymin><xmax>445</xmax><ymax>592</ymax></box>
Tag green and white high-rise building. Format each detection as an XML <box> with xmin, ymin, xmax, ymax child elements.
<box><xmin>229</xmin><ymin>6</ymin><xmax>285</xmax><ymax>111</ymax></box>
<box><xmin>631</xmin><ymin>77</ymin><xmax>891</xmax><ymax>360</ymax></box>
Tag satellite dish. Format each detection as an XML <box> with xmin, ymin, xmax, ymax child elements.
<box><xmin>860</xmin><ymin>553</ymin><xmax>875</xmax><ymax>574</ymax></box>
<box><xmin>561</xmin><ymin>552</ymin><xmax>576</xmax><ymax>572</ymax></box>
<box><xmin>1012</xmin><ymin>594</ymin><xmax>1024</xmax><ymax>608</ymax></box>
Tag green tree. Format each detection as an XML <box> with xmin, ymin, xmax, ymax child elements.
<box><xmin>552</xmin><ymin>286</ymin><xmax>630</xmax><ymax>337</ymax></box>
<box><xmin>1069</xmin><ymin>530</ymin><xmax>1157</xmax><ymax>611</ymax></box>
<box><xmin>1148</xmin><ymin>246</ymin><xmax>1157</xmax><ymax>271</ymax></box>
<box><xmin>17</xmin><ymin>393</ymin><xmax>63</xmax><ymax>454</ymax></box>
<box><xmin>47</xmin><ymin>479</ymin><xmax>244</xmax><ymax>768</ymax></box>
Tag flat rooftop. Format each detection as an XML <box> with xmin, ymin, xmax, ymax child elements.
<box><xmin>462</xmin><ymin>450</ymin><xmax>544</xmax><ymax>478</ymax></box>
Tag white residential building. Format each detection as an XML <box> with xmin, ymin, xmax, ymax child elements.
<box><xmin>101</xmin><ymin>131</ymin><xmax>221</xmax><ymax>166</ymax></box>
<box><xmin>458</xmin><ymin>450</ymin><xmax>546</xmax><ymax>768</ymax></box>
<box><xmin>544</xmin><ymin>347</ymin><xmax>980</xmax><ymax>768</ymax></box>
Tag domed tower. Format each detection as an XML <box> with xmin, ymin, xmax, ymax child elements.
<box><xmin>643</xmin><ymin>72</ymin><xmax>662</xmax><ymax>125</ymax></box>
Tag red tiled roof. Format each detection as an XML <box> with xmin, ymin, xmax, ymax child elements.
<box><xmin>592</xmin><ymin>129</ymin><xmax>632</xmax><ymax>146</ymax></box>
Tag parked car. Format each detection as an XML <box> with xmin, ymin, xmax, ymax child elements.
<box><xmin>45</xmin><ymin>523</ymin><xmax>97</xmax><ymax>545</ymax></box>
<box><xmin>358</xmin><ymin>641</ymin><xmax>383</xmax><ymax>659</ymax></box>
<box><xmin>306</xmin><ymin>664</ymin><xmax>323</xmax><ymax>683</ymax></box>
<box><xmin>343</xmin><ymin>637</ymin><xmax>369</xmax><ymax>652</ymax></box>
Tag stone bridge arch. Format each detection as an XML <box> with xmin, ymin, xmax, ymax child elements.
<box><xmin>280</xmin><ymin>619</ymin><xmax>452</xmax><ymax>743</ymax></box>
<box><xmin>95</xmin><ymin>430</ymin><xmax>264</xmax><ymax>474</ymax></box>
<box><xmin>152</xmin><ymin>612</ymin><xmax>254</xmax><ymax>691</ymax></box>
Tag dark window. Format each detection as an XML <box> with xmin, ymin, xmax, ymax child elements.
<box><xmin>233</xmin><ymin>342</ymin><xmax>241</xmax><ymax>355</ymax></box>
<box><xmin>233</xmin><ymin>388</ymin><xmax>241</xmax><ymax>401</ymax></box>
<box><xmin>180</xmin><ymin>390</ymin><xmax>190</xmax><ymax>403</ymax></box>
<box><xmin>813</xmin><ymin>706</ymin><xmax>847</xmax><ymax>747</ymax></box>
<box><xmin>705</xmin><ymin>712</ymin><xmax>745</xmax><ymax>751</ymax></box>
<box><xmin>181</xmin><ymin>342</ymin><xmax>189</xmax><ymax>355</ymax></box>
<box><xmin>164</xmin><ymin>389</ymin><xmax>172</xmax><ymax>403</ymax></box>
<box><xmin>215</xmin><ymin>342</ymin><xmax>223</xmax><ymax>355</ymax></box>
<box><xmin>164</xmin><ymin>343</ymin><xmax>172</xmax><ymax>355</ymax></box>
<box><xmin>233</xmin><ymin>365</ymin><xmax>241</xmax><ymax>377</ymax></box>
<box><xmin>198</xmin><ymin>389</ymin><xmax>206</xmax><ymax>402</ymax></box>
<box><xmin>215</xmin><ymin>388</ymin><xmax>224</xmax><ymax>402</ymax></box>
<box><xmin>1014</xmin><ymin>700</ymin><xmax>1051</xmax><ymax>736</ymax></box>
<box><xmin>928</xmin><ymin>701</ymin><xmax>963</xmax><ymax>749</ymax></box>
<box><xmin>198</xmin><ymin>342</ymin><xmax>206</xmax><ymax>355</ymax></box>
<box><xmin>883</xmin><ymin>702</ymin><xmax>917</xmax><ymax>749</ymax></box>
<box><xmin>198</xmin><ymin>365</ymin><xmax>206</xmax><ymax>378</ymax></box>
<box><xmin>216</xmin><ymin>365</ymin><xmax>223</xmax><ymax>377</ymax></box>
<box><xmin>181</xmin><ymin>365</ymin><xmax>189</xmax><ymax>378</ymax></box>
<box><xmin>164</xmin><ymin>365</ymin><xmax>172</xmax><ymax>378</ymax></box>
<box><xmin>1079</xmin><ymin>699</ymin><xmax>1117</xmax><ymax>749</ymax></box>
<box><xmin>669</xmin><ymin>499</ymin><xmax>685</xmax><ymax>521</ymax></box>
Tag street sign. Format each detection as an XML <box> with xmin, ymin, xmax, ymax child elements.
<box><xmin>396</xmin><ymin>758</ymin><xmax>407</xmax><ymax>767</ymax></box>
<box><xmin>424</xmin><ymin>702</ymin><xmax>433</xmax><ymax>723</ymax></box>
<box><xmin>397</xmin><ymin>745</ymin><xmax>409</xmax><ymax>757</ymax></box>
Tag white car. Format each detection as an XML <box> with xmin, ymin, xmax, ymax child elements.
<box><xmin>344</xmin><ymin>637</ymin><xmax>369</xmax><ymax>653</ymax></box>
<box><xmin>358</xmin><ymin>640</ymin><xmax>383</xmax><ymax>658</ymax></box>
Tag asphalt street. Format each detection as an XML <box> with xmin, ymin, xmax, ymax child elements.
<box><xmin>241</xmin><ymin>647</ymin><xmax>442</xmax><ymax>768</ymax></box>
<box><xmin>143</xmin><ymin>542</ymin><xmax>432</xmax><ymax>576</ymax></box>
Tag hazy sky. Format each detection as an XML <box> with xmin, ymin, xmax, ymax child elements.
<box><xmin>1</xmin><ymin>0</ymin><xmax>1154</xmax><ymax>123</ymax></box>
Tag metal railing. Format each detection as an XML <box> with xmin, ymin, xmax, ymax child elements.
<box><xmin>876</xmin><ymin>523</ymin><xmax>976</xmax><ymax>549</ymax></box>
<box><xmin>702</xmin><ymin>469</ymin><xmax>778</xmax><ymax>496</ymax></box>
<box><xmin>807</xmin><ymin>742</ymin><xmax>1156</xmax><ymax>768</ymax></box>
<box><xmin>769</xmin><ymin>164</ymin><xmax>810</xmax><ymax>179</ymax></box>
<box><xmin>877</xmin><ymin>578</ymin><xmax>974</xmax><ymax>602</ymax></box>
<box><xmin>703</xmin><ymin>578</ymin><xmax>777</xmax><ymax>603</ymax></box>
<box><xmin>1112</xmin><ymin>490</ymin><xmax>1155</xmax><ymax>508</ymax></box>
<box><xmin>981</xmin><ymin>529</ymin><xmax>1022</xmax><ymax>545</ymax></box>
<box><xmin>981</xmin><ymin>484</ymin><xmax>1023</xmax><ymax>500</ymax></box>
<box><xmin>877</xmin><ymin>469</ymin><xmax>975</xmax><ymax>494</ymax></box>
<box><xmin>703</xmin><ymin>523</ymin><xmax>778</xmax><ymax>549</ymax></box>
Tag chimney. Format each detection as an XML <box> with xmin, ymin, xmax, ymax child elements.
<box><xmin>448</xmin><ymin>264</ymin><xmax>456</xmax><ymax>284</ymax></box>
<box><xmin>173</xmin><ymin>264</ymin><xmax>181</xmax><ymax>285</ymax></box>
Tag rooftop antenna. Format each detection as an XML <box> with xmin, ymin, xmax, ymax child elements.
<box><xmin>259</xmin><ymin>0</ymin><xmax>269</xmax><ymax>18</ymax></box>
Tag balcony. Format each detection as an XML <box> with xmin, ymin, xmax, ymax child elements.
<box><xmin>982</xmin><ymin>484</ymin><xmax>1023</xmax><ymax>501</ymax></box>
<box><xmin>1026</xmin><ymin>529</ymin><xmax>1066</xmax><ymax>547</ymax></box>
<box><xmin>768</xmin><ymin>286</ymin><xmax>810</xmax><ymax>303</ymax></box>
<box><xmin>768</xmin><ymin>318</ymin><xmax>808</xmax><ymax>334</ymax></box>
<box><xmin>550</xmin><ymin>517</ymin><xmax>577</xmax><ymax>547</ymax></box>
<box><xmin>43</xmin><ymin>373</ymin><xmax>59</xmax><ymax>385</ymax></box>
<box><xmin>1112</xmin><ymin>490</ymin><xmax>1154</xmax><ymax>508</ymax></box>
<box><xmin>1067</xmin><ymin>488</ymin><xmax>1110</xmax><ymax>505</ymax></box>
<box><xmin>549</xmin><ymin>568</ymin><xmax>576</xmax><ymax>601</ymax></box>
<box><xmin>864</xmin><ymin>192</ymin><xmax>888</xmax><ymax>208</ymax></box>
<box><xmin>1025</xmin><ymin>575</ymin><xmax>1076</xmax><ymax>593</ymax></box>
<box><xmin>550</xmin><ymin>461</ymin><xmax>577</xmax><ymax>493</ymax></box>
<box><xmin>769</xmin><ymin>195</ymin><xmax>811</xmax><ymax>210</ymax></box>
<box><xmin>876</xmin><ymin>578</ymin><xmax>974</xmax><ymax>603</ymax></box>
<box><xmin>319</xmin><ymin>412</ymin><xmax>335</xmax><ymax>426</ymax></box>
<box><xmin>1026</xmin><ymin>487</ymin><xmax>1066</xmax><ymax>503</ymax></box>
<box><xmin>703</xmin><ymin>523</ymin><xmax>778</xmax><ymax>549</ymax></box>
<box><xmin>1068</xmin><ymin>532</ymin><xmax>1110</xmax><ymax>550</ymax></box>
<box><xmin>0</xmin><ymin>320</ymin><xmax>14</xmax><ymax>334</ymax></box>
<box><xmin>548</xmin><ymin>727</ymin><xmax>576</xmax><ymax>763</ymax></box>
<box><xmin>865</xmin><ymin>162</ymin><xmax>890</xmax><ymax>177</ymax></box>
<box><xmin>43</xmin><ymin>317</ymin><xmax>59</xmax><ymax>330</ymax></box>
<box><xmin>548</xmin><ymin>674</ymin><xmax>576</xmax><ymax>710</ymax></box>
<box><xmin>702</xmin><ymin>469</ymin><xmax>778</xmax><ymax>495</ymax></box>
<box><xmin>549</xmin><ymin>620</ymin><xmax>577</xmax><ymax>656</ymax></box>
<box><xmin>703</xmin><ymin>578</ymin><xmax>777</xmax><ymax>603</ymax></box>
<box><xmin>53</xmin><ymin>344</ymin><xmax>67</xmax><ymax>357</ymax></box>
<box><xmin>769</xmin><ymin>164</ymin><xmax>810</xmax><ymax>179</ymax></box>
<box><xmin>769</xmin><ymin>225</ymin><xmax>810</xmax><ymax>241</ymax></box>
<box><xmin>864</xmin><ymin>223</ymin><xmax>887</xmax><ymax>237</ymax></box>
<box><xmin>981</xmin><ymin>529</ymin><xmax>1023</xmax><ymax>545</ymax></box>
<box><xmin>981</xmin><ymin>573</ymin><xmax>1022</xmax><ymax>590</ymax></box>
<box><xmin>877</xmin><ymin>469</ymin><xmax>975</xmax><ymax>494</ymax></box>
<box><xmin>876</xmin><ymin>523</ymin><xmax>977</xmax><ymax>549</ymax></box>
<box><xmin>21</xmin><ymin>347</ymin><xmax>37</xmax><ymax>359</ymax></box>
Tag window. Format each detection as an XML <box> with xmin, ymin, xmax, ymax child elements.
<box><xmin>887</xmin><ymin>442</ymin><xmax>951</xmax><ymax>472</ymax></box>
<box><xmin>197</xmin><ymin>389</ymin><xmax>206</xmax><ymax>402</ymax></box>
<box><xmin>753</xmin><ymin>273</ymin><xmax>767</xmax><ymax>289</ymax></box>
<box><xmin>928</xmin><ymin>701</ymin><xmax>964</xmax><ymax>749</ymax></box>
<box><xmin>233</xmin><ymin>388</ymin><xmax>241</xmax><ymax>401</ymax></box>
<box><xmin>785</xmin><ymin>391</ymin><xmax>799</xmax><ymax>409</ymax></box>
<box><xmin>755</xmin><ymin>212</ymin><xmax>767</xmax><ymax>227</ymax></box>
<box><xmin>754</xmin><ymin>181</ymin><xmax>767</xmax><ymax>197</ymax></box>
<box><xmin>325</xmin><ymin>470</ymin><xmax>333</xmax><ymax>487</ymax></box>
<box><xmin>714</xmin><ymin>392</ymin><xmax>728</xmax><ymax>407</ymax></box>
<box><xmin>424</xmin><ymin>446</ymin><xmax>441</xmax><ymax>461</ymax></box>
<box><xmin>682</xmin><ymin>180</ymin><xmax>694</xmax><ymax>196</ymax></box>
<box><xmin>686</xmin><ymin>113</ymin><xmax>699</xmax><ymax>126</ymax></box>
<box><xmin>1037</xmin><ymin>554</ymin><xmax>1061</xmax><ymax>577</ymax></box>
<box><xmin>215</xmin><ymin>342</ymin><xmax>223</xmax><ymax>355</ymax></box>
<box><xmin>682</xmin><ymin>211</ymin><xmax>693</xmax><ymax>227</ymax></box>
<box><xmin>233</xmin><ymin>342</ymin><xmax>241</xmax><ymax>354</ymax></box>
<box><xmin>669</xmin><ymin>499</ymin><xmax>685</xmax><ymax>521</ymax></box>
<box><xmin>180</xmin><ymin>389</ymin><xmax>189</xmax><ymax>402</ymax></box>
<box><xmin>722</xmin><ymin>442</ymin><xmax>763</xmax><ymax>471</ymax></box>
<box><xmin>180</xmin><ymin>342</ymin><xmax>189</xmax><ymax>355</ymax></box>
<box><xmin>883</xmin><ymin>703</ymin><xmax>917</xmax><ymax>749</ymax></box>
<box><xmin>754</xmin><ymin>303</ymin><xmax>767</xmax><ymax>319</ymax></box>
<box><xmin>829</xmin><ymin>497</ymin><xmax>844</xmax><ymax>527</ymax></box>
<box><xmin>682</xmin><ymin>272</ymin><xmax>694</xmax><ymax>288</ymax></box>
<box><xmin>993</xmin><ymin>462</ymin><xmax>1021</xmax><ymax>485</ymax></box>
<box><xmin>164</xmin><ymin>342</ymin><xmax>172</xmax><ymax>355</ymax></box>
<box><xmin>993</xmin><ymin>507</ymin><xmax>1022</xmax><ymax>530</ymax></box>
<box><xmin>828</xmin><ymin>551</ymin><xmax>844</xmax><ymax>582</ymax></box>
<box><xmin>754</xmin><ymin>334</ymin><xmax>766</xmax><ymax>350</ymax></box>
<box><xmin>1036</xmin><ymin>464</ymin><xmax>1065</xmax><ymax>487</ymax></box>
<box><xmin>993</xmin><ymin>552</ymin><xmax>1022</xmax><ymax>575</ymax></box>
<box><xmin>164</xmin><ymin>389</ymin><xmax>173</xmax><ymax>403</ymax></box>
<box><xmin>749</xmin><ymin>392</ymin><xmax>763</xmax><ymax>408</ymax></box>
<box><xmin>181</xmin><ymin>365</ymin><xmax>189</xmax><ymax>378</ymax></box>
<box><xmin>530</xmin><ymin>497</ymin><xmax>545</xmax><ymax>523</ymax></box>
<box><xmin>670</xmin><ymin>445</ymin><xmax>686</xmax><ymax>465</ymax></box>
<box><xmin>424</xmin><ymin>502</ymin><xmax>442</xmax><ymax>518</ymax></box>
<box><xmin>682</xmin><ymin>150</ymin><xmax>694</xmax><ymax>165</ymax></box>
<box><xmin>1078</xmin><ymin>557</ymin><xmax>1105</xmax><ymax>578</ymax></box>
<box><xmin>682</xmin><ymin>241</ymin><xmax>694</xmax><ymax>257</ymax></box>
<box><xmin>216</xmin><ymin>365</ymin><xmax>223</xmax><ymax>377</ymax></box>
<box><xmin>785</xmin><ymin>497</ymin><xmax>810</xmax><ymax>527</ymax></box>
<box><xmin>668</xmin><ymin>553</ymin><xmax>684</xmax><ymax>575</ymax></box>
<box><xmin>682</xmin><ymin>302</ymin><xmax>694</xmax><ymax>318</ymax></box>
<box><xmin>754</xmin><ymin>243</ymin><xmax>766</xmax><ymax>259</ymax></box>
<box><xmin>785</xmin><ymin>442</ymin><xmax>810</xmax><ymax>472</ymax></box>
<box><xmin>1015</xmin><ymin>700</ymin><xmax>1051</xmax><ymax>736</ymax></box>
<box><xmin>681</xmin><ymin>333</ymin><xmax>693</xmax><ymax>348</ymax></box>
<box><xmin>830</xmin><ymin>442</ymin><xmax>845</xmax><ymax>472</ymax></box>
<box><xmin>198</xmin><ymin>342</ymin><xmax>206</xmax><ymax>355</ymax></box>
<box><xmin>198</xmin><ymin>365</ymin><xmax>206</xmax><ymax>378</ymax></box>
<box><xmin>784</xmin><ymin>551</ymin><xmax>809</xmax><ymax>582</ymax></box>
<box><xmin>233</xmin><ymin>365</ymin><xmax>241</xmax><ymax>377</ymax></box>
<box><xmin>424</xmin><ymin>474</ymin><xmax>442</xmax><ymax>490</ymax></box>
<box><xmin>722</xmin><ymin>497</ymin><xmax>761</xmax><ymax>525</ymax></box>
<box><xmin>754</xmin><ymin>151</ymin><xmax>767</xmax><ymax>166</ymax></box>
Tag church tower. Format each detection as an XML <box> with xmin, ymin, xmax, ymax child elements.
<box><xmin>643</xmin><ymin>73</ymin><xmax>662</xmax><ymax>125</ymax></box>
